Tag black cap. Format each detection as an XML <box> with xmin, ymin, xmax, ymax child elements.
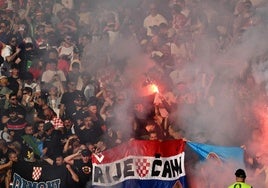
<box><xmin>81</xmin><ymin>149</ymin><xmax>91</xmax><ymax>157</ymax></box>
<box><xmin>235</xmin><ymin>169</ymin><xmax>246</xmax><ymax>178</ymax></box>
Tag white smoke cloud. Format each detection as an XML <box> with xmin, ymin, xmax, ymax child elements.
<box><xmin>78</xmin><ymin>0</ymin><xmax>268</xmax><ymax>186</ymax></box>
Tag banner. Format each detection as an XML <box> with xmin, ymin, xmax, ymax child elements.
<box><xmin>186</xmin><ymin>141</ymin><xmax>245</xmax><ymax>167</ymax></box>
<box><xmin>12</xmin><ymin>161</ymin><xmax>68</xmax><ymax>188</ymax></box>
<box><xmin>92</xmin><ymin>139</ymin><xmax>187</xmax><ymax>188</ymax></box>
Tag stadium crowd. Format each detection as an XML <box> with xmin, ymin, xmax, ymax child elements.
<box><xmin>0</xmin><ymin>0</ymin><xmax>267</xmax><ymax>187</ymax></box>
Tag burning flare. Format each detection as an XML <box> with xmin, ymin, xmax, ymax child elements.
<box><xmin>151</xmin><ymin>84</ymin><xmax>159</xmax><ymax>93</ymax></box>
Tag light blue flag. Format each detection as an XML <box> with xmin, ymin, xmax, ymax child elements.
<box><xmin>186</xmin><ymin>141</ymin><xmax>245</xmax><ymax>167</ymax></box>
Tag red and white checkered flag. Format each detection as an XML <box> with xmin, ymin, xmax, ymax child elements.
<box><xmin>32</xmin><ymin>166</ymin><xmax>42</xmax><ymax>181</ymax></box>
<box><xmin>135</xmin><ymin>158</ymin><xmax>150</xmax><ymax>178</ymax></box>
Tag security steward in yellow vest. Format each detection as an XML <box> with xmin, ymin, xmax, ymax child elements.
<box><xmin>228</xmin><ymin>169</ymin><xmax>253</xmax><ymax>188</ymax></box>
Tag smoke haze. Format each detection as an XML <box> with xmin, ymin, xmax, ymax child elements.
<box><xmin>78</xmin><ymin>0</ymin><xmax>268</xmax><ymax>186</ymax></box>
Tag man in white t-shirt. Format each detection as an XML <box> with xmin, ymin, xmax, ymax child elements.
<box><xmin>143</xmin><ymin>3</ymin><xmax>168</xmax><ymax>37</ymax></box>
<box><xmin>41</xmin><ymin>59</ymin><xmax>66</xmax><ymax>88</ymax></box>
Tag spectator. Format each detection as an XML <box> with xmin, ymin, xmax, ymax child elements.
<box><xmin>0</xmin><ymin>139</ymin><xmax>16</xmax><ymax>167</ymax></box>
<box><xmin>33</xmin><ymin>121</ymin><xmax>45</xmax><ymax>142</ymax></box>
<box><xmin>21</xmin><ymin>124</ymin><xmax>42</xmax><ymax>162</ymax></box>
<box><xmin>33</xmin><ymin>94</ymin><xmax>51</xmax><ymax>123</ymax></box>
<box><xmin>64</xmin><ymin>148</ymin><xmax>92</xmax><ymax>188</ymax></box>
<box><xmin>57</xmin><ymin>55</ymin><xmax>70</xmax><ymax>77</ymax></box>
<box><xmin>33</xmin><ymin>25</ymin><xmax>48</xmax><ymax>53</ymax></box>
<box><xmin>14</xmin><ymin>22</ymin><xmax>30</xmax><ymax>45</ymax></box>
<box><xmin>43</xmin><ymin>107</ymin><xmax>64</xmax><ymax>131</ymax></box>
<box><xmin>232</xmin><ymin>0</ymin><xmax>260</xmax><ymax>39</ymax></box>
<box><xmin>59</xmin><ymin>80</ymin><xmax>83</xmax><ymax>118</ymax></box>
<box><xmin>70</xmin><ymin>93</ymin><xmax>86</xmax><ymax>124</ymax></box>
<box><xmin>20</xmin><ymin>87</ymin><xmax>35</xmax><ymax>124</ymax></box>
<box><xmin>23</xmin><ymin>71</ymin><xmax>41</xmax><ymax>98</ymax></box>
<box><xmin>87</xmin><ymin>101</ymin><xmax>105</xmax><ymax>131</ymax></box>
<box><xmin>42</xmin><ymin>122</ymin><xmax>64</xmax><ymax>159</ymax></box>
<box><xmin>57</xmin><ymin>33</ymin><xmax>77</xmax><ymax>62</ymax></box>
<box><xmin>171</xmin><ymin>4</ymin><xmax>187</xmax><ymax>34</ymax></box>
<box><xmin>103</xmin><ymin>12</ymin><xmax>120</xmax><ymax>45</ymax></box>
<box><xmin>47</xmin><ymin>84</ymin><xmax>62</xmax><ymax>117</ymax></box>
<box><xmin>5</xmin><ymin>107</ymin><xmax>27</xmax><ymax>142</ymax></box>
<box><xmin>18</xmin><ymin>40</ymin><xmax>37</xmax><ymax>75</ymax></box>
<box><xmin>0</xmin><ymin>75</ymin><xmax>12</xmax><ymax>115</ymax></box>
<box><xmin>31</xmin><ymin>9</ymin><xmax>55</xmax><ymax>38</ymax></box>
<box><xmin>56</xmin><ymin>8</ymin><xmax>77</xmax><ymax>36</ymax></box>
<box><xmin>41</xmin><ymin>58</ymin><xmax>66</xmax><ymax>90</ymax></box>
<box><xmin>76</xmin><ymin>114</ymin><xmax>103</xmax><ymax>145</ymax></box>
<box><xmin>100</xmin><ymin>126</ymin><xmax>120</xmax><ymax>149</ymax></box>
<box><xmin>45</xmin><ymin>154</ymin><xmax>79</xmax><ymax>188</ymax></box>
<box><xmin>7</xmin><ymin>64</ymin><xmax>22</xmax><ymax>96</ymax></box>
<box><xmin>0</xmin><ymin>19</ymin><xmax>11</xmax><ymax>44</ymax></box>
<box><xmin>61</xmin><ymin>0</ymin><xmax>74</xmax><ymax>11</ymax></box>
<box><xmin>82</xmin><ymin>73</ymin><xmax>97</xmax><ymax>102</ymax></box>
<box><xmin>62</xmin><ymin>117</ymin><xmax>75</xmax><ymax>138</ymax></box>
<box><xmin>28</xmin><ymin>58</ymin><xmax>45</xmax><ymax>81</ymax></box>
<box><xmin>135</xmin><ymin>119</ymin><xmax>163</xmax><ymax>140</ymax></box>
<box><xmin>67</xmin><ymin>62</ymin><xmax>83</xmax><ymax>90</ymax></box>
<box><xmin>148</xmin><ymin>131</ymin><xmax>158</xmax><ymax>140</ymax></box>
<box><xmin>153</xmin><ymin>84</ymin><xmax>178</xmax><ymax>118</ymax></box>
<box><xmin>169</xmin><ymin>0</ymin><xmax>190</xmax><ymax>18</ymax></box>
<box><xmin>3</xmin><ymin>92</ymin><xmax>26</xmax><ymax>119</ymax></box>
<box><xmin>77</xmin><ymin>34</ymin><xmax>91</xmax><ymax>60</ymax></box>
<box><xmin>94</xmin><ymin>140</ymin><xmax>107</xmax><ymax>153</ymax></box>
<box><xmin>251</xmin><ymin>152</ymin><xmax>268</xmax><ymax>187</ymax></box>
<box><xmin>46</xmin><ymin>48</ymin><xmax>59</xmax><ymax>62</ymax></box>
<box><xmin>1</xmin><ymin>35</ymin><xmax>21</xmax><ymax>77</ymax></box>
<box><xmin>143</xmin><ymin>3</ymin><xmax>168</xmax><ymax>37</ymax></box>
<box><xmin>76</xmin><ymin>1</ymin><xmax>93</xmax><ymax>36</ymax></box>
<box><xmin>0</xmin><ymin>150</ymin><xmax>17</xmax><ymax>188</ymax></box>
<box><xmin>63</xmin><ymin>134</ymin><xmax>81</xmax><ymax>156</ymax></box>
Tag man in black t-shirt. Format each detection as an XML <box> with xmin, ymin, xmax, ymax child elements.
<box><xmin>59</xmin><ymin>80</ymin><xmax>84</xmax><ymax>119</ymax></box>
<box><xmin>4</xmin><ymin>93</ymin><xmax>26</xmax><ymax>119</ymax></box>
<box><xmin>0</xmin><ymin>139</ymin><xmax>16</xmax><ymax>187</ymax></box>
<box><xmin>64</xmin><ymin>149</ymin><xmax>92</xmax><ymax>188</ymax></box>
<box><xmin>43</xmin><ymin>155</ymin><xmax>79</xmax><ymax>188</ymax></box>
<box><xmin>43</xmin><ymin>122</ymin><xmax>64</xmax><ymax>159</ymax></box>
<box><xmin>5</xmin><ymin>108</ymin><xmax>27</xmax><ymax>142</ymax></box>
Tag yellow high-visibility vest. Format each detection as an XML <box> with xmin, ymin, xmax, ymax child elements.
<box><xmin>228</xmin><ymin>182</ymin><xmax>252</xmax><ymax>188</ymax></box>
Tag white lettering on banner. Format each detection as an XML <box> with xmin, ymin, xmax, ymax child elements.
<box><xmin>12</xmin><ymin>173</ymin><xmax>61</xmax><ymax>188</ymax></box>
<box><xmin>93</xmin><ymin>152</ymin><xmax>185</xmax><ymax>186</ymax></box>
